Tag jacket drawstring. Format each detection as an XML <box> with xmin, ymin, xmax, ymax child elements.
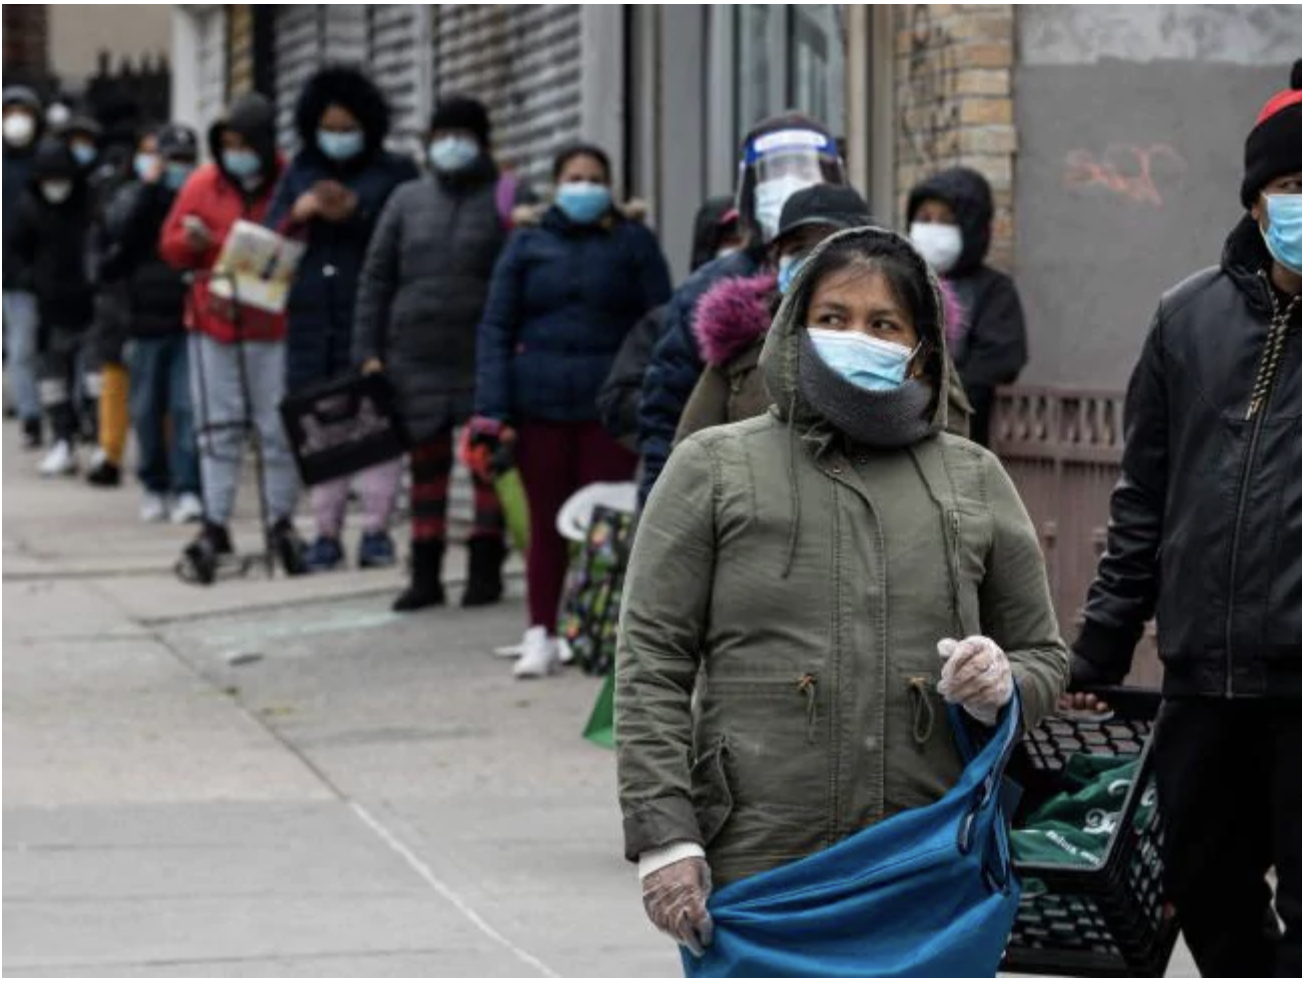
<box><xmin>907</xmin><ymin>676</ymin><xmax>936</xmax><ymax>744</ymax></box>
<box><xmin>781</xmin><ymin>391</ymin><xmax>802</xmax><ymax>579</ymax></box>
<box><xmin>797</xmin><ymin>673</ymin><xmax>818</xmax><ymax>744</ymax></box>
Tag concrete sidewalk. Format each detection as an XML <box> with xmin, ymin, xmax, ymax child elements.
<box><xmin>3</xmin><ymin>421</ymin><xmax>1194</xmax><ymax>978</ymax></box>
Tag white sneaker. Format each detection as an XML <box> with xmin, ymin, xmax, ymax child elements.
<box><xmin>557</xmin><ymin>636</ymin><xmax>575</xmax><ymax>665</ymax></box>
<box><xmin>170</xmin><ymin>492</ymin><xmax>205</xmax><ymax>524</ymax></box>
<box><xmin>513</xmin><ymin>626</ymin><xmax>560</xmax><ymax>679</ymax></box>
<box><xmin>39</xmin><ymin>440</ymin><xmax>76</xmax><ymax>477</ymax></box>
<box><xmin>139</xmin><ymin>492</ymin><xmax>169</xmax><ymax>523</ymax></box>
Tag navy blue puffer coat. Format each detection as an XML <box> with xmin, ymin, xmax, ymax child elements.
<box><xmin>475</xmin><ymin>205</ymin><xmax>672</xmax><ymax>423</ymax></box>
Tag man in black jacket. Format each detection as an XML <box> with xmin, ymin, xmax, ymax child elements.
<box><xmin>1070</xmin><ymin>63</ymin><xmax>1301</xmax><ymax>978</ymax></box>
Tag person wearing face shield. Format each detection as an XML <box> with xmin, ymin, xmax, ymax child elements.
<box><xmin>637</xmin><ymin>113</ymin><xmax>846</xmax><ymax>504</ymax></box>
<box><xmin>264</xmin><ymin>66</ymin><xmax>419</xmax><ymax>574</ymax></box>
<box><xmin>10</xmin><ymin>139</ymin><xmax>96</xmax><ymax>477</ymax></box>
<box><xmin>2</xmin><ymin>85</ymin><xmax>46</xmax><ymax>448</ymax></box>
<box><xmin>1063</xmin><ymin>61</ymin><xmax>1302</xmax><ymax>979</ymax></box>
<box><xmin>353</xmin><ymin>95</ymin><xmax>536</xmax><ymax>613</ymax></box>
<box><xmin>906</xmin><ymin>167</ymin><xmax>1028</xmax><ymax>449</ymax></box>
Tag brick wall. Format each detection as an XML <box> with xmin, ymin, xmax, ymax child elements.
<box><xmin>894</xmin><ymin>4</ymin><xmax>1017</xmax><ymax>271</ymax></box>
<box><xmin>2</xmin><ymin>5</ymin><xmax>49</xmax><ymax>84</ymax></box>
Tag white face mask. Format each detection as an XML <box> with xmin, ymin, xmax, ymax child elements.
<box><xmin>40</xmin><ymin>180</ymin><xmax>73</xmax><ymax>204</ymax></box>
<box><xmin>909</xmin><ymin>222</ymin><xmax>963</xmax><ymax>275</ymax></box>
<box><xmin>754</xmin><ymin>176</ymin><xmax>814</xmax><ymax>243</ymax></box>
<box><xmin>3</xmin><ymin>112</ymin><xmax>35</xmax><ymax>147</ymax></box>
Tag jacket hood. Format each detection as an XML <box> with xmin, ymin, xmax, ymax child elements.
<box><xmin>694</xmin><ymin>272</ymin><xmax>777</xmax><ymax>367</ymax></box>
<box><xmin>906</xmin><ymin>166</ymin><xmax>993</xmax><ymax>276</ymax></box>
<box><xmin>31</xmin><ymin>137</ymin><xmax>80</xmax><ymax>182</ymax></box>
<box><xmin>1222</xmin><ymin>214</ymin><xmax>1278</xmax><ymax>315</ymax></box>
<box><xmin>690</xmin><ymin>195</ymin><xmax>737</xmax><ymax>271</ymax></box>
<box><xmin>759</xmin><ymin>225</ymin><xmax>954</xmax><ymax>437</ymax></box>
<box><xmin>294</xmin><ymin>66</ymin><xmax>390</xmax><ymax>169</ymax></box>
<box><xmin>208</xmin><ymin>93</ymin><xmax>279</xmax><ymax>188</ymax></box>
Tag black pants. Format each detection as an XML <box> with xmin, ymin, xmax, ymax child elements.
<box><xmin>1153</xmin><ymin>697</ymin><xmax>1300</xmax><ymax>977</ymax></box>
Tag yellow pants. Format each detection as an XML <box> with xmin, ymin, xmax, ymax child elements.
<box><xmin>99</xmin><ymin>362</ymin><xmax>130</xmax><ymax>465</ymax></box>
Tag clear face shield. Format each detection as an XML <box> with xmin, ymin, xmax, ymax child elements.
<box><xmin>740</xmin><ymin>129</ymin><xmax>846</xmax><ymax>242</ymax></box>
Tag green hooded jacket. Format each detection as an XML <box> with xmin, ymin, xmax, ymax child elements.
<box><xmin>616</xmin><ymin>226</ymin><xmax>1067</xmax><ymax>888</ymax></box>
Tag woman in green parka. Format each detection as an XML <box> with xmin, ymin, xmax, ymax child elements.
<box><xmin>615</xmin><ymin>226</ymin><xmax>1068</xmax><ymax>956</ymax></box>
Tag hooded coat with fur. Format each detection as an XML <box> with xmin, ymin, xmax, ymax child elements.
<box><xmin>264</xmin><ymin>67</ymin><xmax>419</xmax><ymax>392</ymax></box>
<box><xmin>674</xmin><ymin>271</ymin><xmax>974</xmax><ymax>443</ymax></box>
<box><xmin>617</xmin><ymin>226</ymin><xmax>1067</xmax><ymax>888</ymax></box>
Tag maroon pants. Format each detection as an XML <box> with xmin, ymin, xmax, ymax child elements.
<box><xmin>515</xmin><ymin>420</ymin><xmax>637</xmax><ymax>629</ymax></box>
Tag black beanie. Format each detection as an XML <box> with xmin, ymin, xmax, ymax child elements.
<box><xmin>1241</xmin><ymin>59</ymin><xmax>1302</xmax><ymax>207</ymax></box>
<box><xmin>430</xmin><ymin>96</ymin><xmax>490</xmax><ymax>147</ymax></box>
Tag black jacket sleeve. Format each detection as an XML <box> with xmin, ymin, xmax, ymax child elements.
<box><xmin>959</xmin><ymin>270</ymin><xmax>1028</xmax><ymax>391</ymax></box>
<box><xmin>598</xmin><ymin>305</ymin><xmax>666</xmax><ymax>451</ymax></box>
<box><xmin>1073</xmin><ymin>308</ymin><xmax>1168</xmax><ymax>684</ymax></box>
<box><xmin>98</xmin><ymin>184</ymin><xmax>157</xmax><ymax>283</ymax></box>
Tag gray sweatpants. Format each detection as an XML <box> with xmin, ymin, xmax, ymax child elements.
<box><xmin>189</xmin><ymin>333</ymin><xmax>298</xmax><ymax>526</ymax></box>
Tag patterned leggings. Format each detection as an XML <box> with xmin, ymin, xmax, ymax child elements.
<box><xmin>409</xmin><ymin>428</ymin><xmax>504</xmax><ymax>543</ymax></box>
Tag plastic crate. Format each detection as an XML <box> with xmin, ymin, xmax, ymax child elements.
<box><xmin>1001</xmin><ymin>689</ymin><xmax>1180</xmax><ymax>978</ymax></box>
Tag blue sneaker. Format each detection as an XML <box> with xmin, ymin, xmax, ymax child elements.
<box><xmin>358</xmin><ymin>530</ymin><xmax>397</xmax><ymax>569</ymax></box>
<box><xmin>303</xmin><ymin>536</ymin><xmax>345</xmax><ymax>573</ymax></box>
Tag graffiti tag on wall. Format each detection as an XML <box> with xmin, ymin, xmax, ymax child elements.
<box><xmin>1063</xmin><ymin>144</ymin><xmax>1188</xmax><ymax>208</ymax></box>
<box><xmin>900</xmin><ymin>6</ymin><xmax>960</xmax><ymax>166</ymax></box>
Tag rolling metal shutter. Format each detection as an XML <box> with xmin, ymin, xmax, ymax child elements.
<box><xmin>194</xmin><ymin>6</ymin><xmax>227</xmax><ymax>145</ymax></box>
<box><xmin>367</xmin><ymin>5</ymin><xmax>433</xmax><ymax>158</ymax></box>
<box><xmin>434</xmin><ymin>4</ymin><xmax>583</xmax><ymax>190</ymax></box>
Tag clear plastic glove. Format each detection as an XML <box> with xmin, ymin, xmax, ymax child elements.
<box><xmin>937</xmin><ymin>636</ymin><xmax>1013</xmax><ymax>726</ymax></box>
<box><xmin>641</xmin><ymin>856</ymin><xmax>715</xmax><ymax>956</ymax></box>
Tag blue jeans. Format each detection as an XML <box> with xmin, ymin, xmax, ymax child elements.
<box><xmin>127</xmin><ymin>335</ymin><xmax>199</xmax><ymax>494</ymax></box>
<box><xmin>3</xmin><ymin>290</ymin><xmax>40</xmax><ymax>421</ymax></box>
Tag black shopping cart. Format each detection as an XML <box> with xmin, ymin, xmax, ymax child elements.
<box><xmin>175</xmin><ymin>268</ymin><xmax>276</xmax><ymax>584</ymax></box>
<box><xmin>1001</xmin><ymin>687</ymin><xmax>1179</xmax><ymax>977</ymax></box>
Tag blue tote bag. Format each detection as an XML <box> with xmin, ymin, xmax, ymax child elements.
<box><xmin>683</xmin><ymin>694</ymin><xmax>1023</xmax><ymax>978</ymax></box>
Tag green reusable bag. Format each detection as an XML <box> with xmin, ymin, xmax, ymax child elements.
<box><xmin>493</xmin><ymin>467</ymin><xmax>530</xmax><ymax>554</ymax></box>
<box><xmin>582</xmin><ymin>670</ymin><xmax>615</xmax><ymax>749</ymax></box>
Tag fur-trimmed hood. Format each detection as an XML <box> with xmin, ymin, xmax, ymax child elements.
<box><xmin>693</xmin><ymin>272</ymin><xmax>778</xmax><ymax>367</ymax></box>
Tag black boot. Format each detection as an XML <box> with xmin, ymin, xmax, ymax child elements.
<box><xmin>270</xmin><ymin>518</ymin><xmax>308</xmax><ymax>577</ymax></box>
<box><xmin>393</xmin><ymin>539</ymin><xmax>446</xmax><ymax>612</ymax></box>
<box><xmin>461</xmin><ymin>536</ymin><xmax>506</xmax><ymax>607</ymax></box>
<box><xmin>178</xmin><ymin>522</ymin><xmax>234</xmax><ymax>586</ymax></box>
<box><xmin>22</xmin><ymin>417</ymin><xmax>41</xmax><ymax>450</ymax></box>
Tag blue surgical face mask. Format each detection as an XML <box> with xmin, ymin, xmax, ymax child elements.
<box><xmin>221</xmin><ymin>148</ymin><xmax>261</xmax><ymax>180</ymax></box>
<box><xmin>1262</xmin><ymin>193</ymin><xmax>1302</xmax><ymax>275</ymax></box>
<box><xmin>807</xmin><ymin>327</ymin><xmax>918</xmax><ymax>393</ymax></box>
<box><xmin>777</xmin><ymin>253</ymin><xmax>806</xmax><ymax>295</ymax></box>
<box><xmin>428</xmin><ymin>136</ymin><xmax>479</xmax><ymax>173</ymax></box>
<box><xmin>555</xmin><ymin>181</ymin><xmax>612</xmax><ymax>224</ymax></box>
<box><xmin>317</xmin><ymin>129</ymin><xmax>365</xmax><ymax>162</ymax></box>
<box><xmin>133</xmin><ymin>152</ymin><xmax>159</xmax><ymax>181</ymax></box>
<box><xmin>70</xmin><ymin>142</ymin><xmax>97</xmax><ymax>167</ymax></box>
<box><xmin>164</xmin><ymin>161</ymin><xmax>195</xmax><ymax>191</ymax></box>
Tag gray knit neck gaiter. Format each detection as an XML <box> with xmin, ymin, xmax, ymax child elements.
<box><xmin>796</xmin><ymin>328</ymin><xmax>934</xmax><ymax>448</ymax></box>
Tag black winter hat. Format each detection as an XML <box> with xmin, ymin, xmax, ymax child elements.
<box><xmin>775</xmin><ymin>184</ymin><xmax>873</xmax><ymax>243</ymax></box>
<box><xmin>430</xmin><ymin>96</ymin><xmax>490</xmax><ymax>146</ymax></box>
<box><xmin>156</xmin><ymin>123</ymin><xmax>199</xmax><ymax>161</ymax></box>
<box><xmin>1241</xmin><ymin>59</ymin><xmax>1301</xmax><ymax>207</ymax></box>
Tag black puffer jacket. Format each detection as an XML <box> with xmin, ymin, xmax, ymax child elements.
<box><xmin>10</xmin><ymin>139</ymin><xmax>95</xmax><ymax>333</ymax></box>
<box><xmin>1074</xmin><ymin>216</ymin><xmax>1301</xmax><ymax>699</ymax></box>
<box><xmin>907</xmin><ymin>167</ymin><xmax>1027</xmax><ymax>447</ymax></box>
<box><xmin>98</xmin><ymin>181</ymin><xmax>188</xmax><ymax>337</ymax></box>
